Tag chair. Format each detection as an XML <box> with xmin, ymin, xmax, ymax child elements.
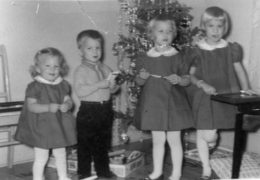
<box><xmin>0</xmin><ymin>44</ymin><xmax>11</xmax><ymax>101</ymax></box>
<box><xmin>0</xmin><ymin>44</ymin><xmax>21</xmax><ymax>168</ymax></box>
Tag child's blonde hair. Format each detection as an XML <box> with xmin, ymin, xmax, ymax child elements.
<box><xmin>147</xmin><ymin>14</ymin><xmax>177</xmax><ymax>41</ymax></box>
<box><xmin>200</xmin><ymin>6</ymin><xmax>230</xmax><ymax>36</ymax></box>
<box><xmin>30</xmin><ymin>47</ymin><xmax>69</xmax><ymax>78</ymax></box>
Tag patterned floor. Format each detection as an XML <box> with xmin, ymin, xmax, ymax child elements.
<box><xmin>0</xmin><ymin>140</ymin><xmax>219</xmax><ymax>180</ymax></box>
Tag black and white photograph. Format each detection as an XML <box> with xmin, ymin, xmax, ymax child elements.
<box><xmin>0</xmin><ymin>0</ymin><xmax>260</xmax><ymax>180</ymax></box>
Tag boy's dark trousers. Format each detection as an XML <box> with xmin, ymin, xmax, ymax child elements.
<box><xmin>76</xmin><ymin>100</ymin><xmax>114</xmax><ymax>178</ymax></box>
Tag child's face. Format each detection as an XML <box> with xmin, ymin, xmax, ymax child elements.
<box><xmin>36</xmin><ymin>55</ymin><xmax>60</xmax><ymax>82</ymax></box>
<box><xmin>204</xmin><ymin>19</ymin><xmax>225</xmax><ymax>45</ymax></box>
<box><xmin>152</xmin><ymin>20</ymin><xmax>176</xmax><ymax>47</ymax></box>
<box><xmin>80</xmin><ymin>37</ymin><xmax>102</xmax><ymax>63</ymax></box>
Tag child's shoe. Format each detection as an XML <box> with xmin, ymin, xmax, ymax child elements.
<box><xmin>96</xmin><ymin>171</ymin><xmax>117</xmax><ymax>180</ymax></box>
<box><xmin>167</xmin><ymin>175</ymin><xmax>180</xmax><ymax>180</ymax></box>
<box><xmin>78</xmin><ymin>174</ymin><xmax>97</xmax><ymax>180</ymax></box>
<box><xmin>143</xmin><ymin>174</ymin><xmax>164</xmax><ymax>180</ymax></box>
<box><xmin>200</xmin><ymin>168</ymin><xmax>212</xmax><ymax>180</ymax></box>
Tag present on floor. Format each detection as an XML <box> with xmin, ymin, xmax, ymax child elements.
<box><xmin>47</xmin><ymin>149</ymin><xmax>144</xmax><ymax>178</ymax></box>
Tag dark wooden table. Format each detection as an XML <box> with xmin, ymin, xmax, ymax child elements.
<box><xmin>211</xmin><ymin>92</ymin><xmax>260</xmax><ymax>178</ymax></box>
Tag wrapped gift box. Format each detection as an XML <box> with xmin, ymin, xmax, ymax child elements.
<box><xmin>47</xmin><ymin>149</ymin><xmax>144</xmax><ymax>178</ymax></box>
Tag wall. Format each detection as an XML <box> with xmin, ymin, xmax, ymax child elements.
<box><xmin>248</xmin><ymin>0</ymin><xmax>260</xmax><ymax>93</ymax></box>
<box><xmin>0</xmin><ymin>0</ymin><xmax>119</xmax><ymax>101</ymax></box>
<box><xmin>0</xmin><ymin>0</ymin><xmax>119</xmax><ymax>167</ymax></box>
<box><xmin>244</xmin><ymin>0</ymin><xmax>260</xmax><ymax>153</ymax></box>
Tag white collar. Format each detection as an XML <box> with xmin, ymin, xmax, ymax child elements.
<box><xmin>147</xmin><ymin>47</ymin><xmax>178</xmax><ymax>57</ymax></box>
<box><xmin>197</xmin><ymin>39</ymin><xmax>228</xmax><ymax>50</ymax></box>
<box><xmin>34</xmin><ymin>76</ymin><xmax>63</xmax><ymax>85</ymax></box>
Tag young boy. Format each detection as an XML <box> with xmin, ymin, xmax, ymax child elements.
<box><xmin>73</xmin><ymin>29</ymin><xmax>118</xmax><ymax>180</ymax></box>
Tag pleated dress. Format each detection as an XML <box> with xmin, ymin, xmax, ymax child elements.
<box><xmin>186</xmin><ymin>40</ymin><xmax>242</xmax><ymax>129</ymax></box>
<box><xmin>15</xmin><ymin>79</ymin><xmax>77</xmax><ymax>149</ymax></box>
<box><xmin>134</xmin><ymin>48</ymin><xmax>193</xmax><ymax>131</ymax></box>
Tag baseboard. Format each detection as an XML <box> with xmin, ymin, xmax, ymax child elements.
<box><xmin>0</xmin><ymin>158</ymin><xmax>33</xmax><ymax>168</ymax></box>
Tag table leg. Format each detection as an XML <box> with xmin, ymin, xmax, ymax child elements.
<box><xmin>232</xmin><ymin>113</ymin><xmax>247</xmax><ymax>178</ymax></box>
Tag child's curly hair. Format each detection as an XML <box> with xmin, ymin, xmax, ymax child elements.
<box><xmin>30</xmin><ymin>47</ymin><xmax>69</xmax><ymax>78</ymax></box>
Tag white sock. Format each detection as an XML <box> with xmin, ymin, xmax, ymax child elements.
<box><xmin>53</xmin><ymin>148</ymin><xmax>71</xmax><ymax>180</ymax></box>
<box><xmin>33</xmin><ymin>148</ymin><xmax>49</xmax><ymax>180</ymax></box>
<box><xmin>167</xmin><ymin>131</ymin><xmax>182</xmax><ymax>180</ymax></box>
<box><xmin>149</xmin><ymin>131</ymin><xmax>166</xmax><ymax>179</ymax></box>
<box><xmin>197</xmin><ymin>131</ymin><xmax>212</xmax><ymax>177</ymax></box>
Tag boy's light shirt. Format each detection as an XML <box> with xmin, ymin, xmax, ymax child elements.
<box><xmin>75</xmin><ymin>60</ymin><xmax>111</xmax><ymax>101</ymax></box>
<box><xmin>82</xmin><ymin>60</ymin><xmax>105</xmax><ymax>80</ymax></box>
<box><xmin>147</xmin><ymin>47</ymin><xmax>178</xmax><ymax>57</ymax></box>
<box><xmin>34</xmin><ymin>75</ymin><xmax>63</xmax><ymax>85</ymax></box>
<box><xmin>82</xmin><ymin>59</ymin><xmax>101</xmax><ymax>68</ymax></box>
<box><xmin>197</xmin><ymin>39</ymin><xmax>228</xmax><ymax>51</ymax></box>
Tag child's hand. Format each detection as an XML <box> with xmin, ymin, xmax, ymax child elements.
<box><xmin>98</xmin><ymin>79</ymin><xmax>110</xmax><ymax>89</ymax></box>
<box><xmin>201</xmin><ymin>83</ymin><xmax>217</xmax><ymax>95</ymax></box>
<box><xmin>107</xmin><ymin>72</ymin><xmax>118</xmax><ymax>88</ymax></box>
<box><xmin>164</xmin><ymin>74</ymin><xmax>181</xmax><ymax>85</ymax></box>
<box><xmin>48</xmin><ymin>103</ymin><xmax>60</xmax><ymax>113</ymax></box>
<box><xmin>109</xmin><ymin>78</ymin><xmax>117</xmax><ymax>89</ymax></box>
<box><xmin>60</xmin><ymin>103</ymin><xmax>70</xmax><ymax>112</ymax></box>
<box><xmin>107</xmin><ymin>71</ymin><xmax>120</xmax><ymax>81</ymax></box>
<box><xmin>240</xmin><ymin>89</ymin><xmax>258</xmax><ymax>96</ymax></box>
<box><xmin>139</xmin><ymin>68</ymin><xmax>150</xmax><ymax>80</ymax></box>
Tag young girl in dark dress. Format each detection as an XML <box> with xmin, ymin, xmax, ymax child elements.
<box><xmin>187</xmin><ymin>7</ymin><xmax>254</xmax><ymax>179</ymax></box>
<box><xmin>15</xmin><ymin>47</ymin><xmax>76</xmax><ymax>180</ymax></box>
<box><xmin>134</xmin><ymin>15</ymin><xmax>193</xmax><ymax>180</ymax></box>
